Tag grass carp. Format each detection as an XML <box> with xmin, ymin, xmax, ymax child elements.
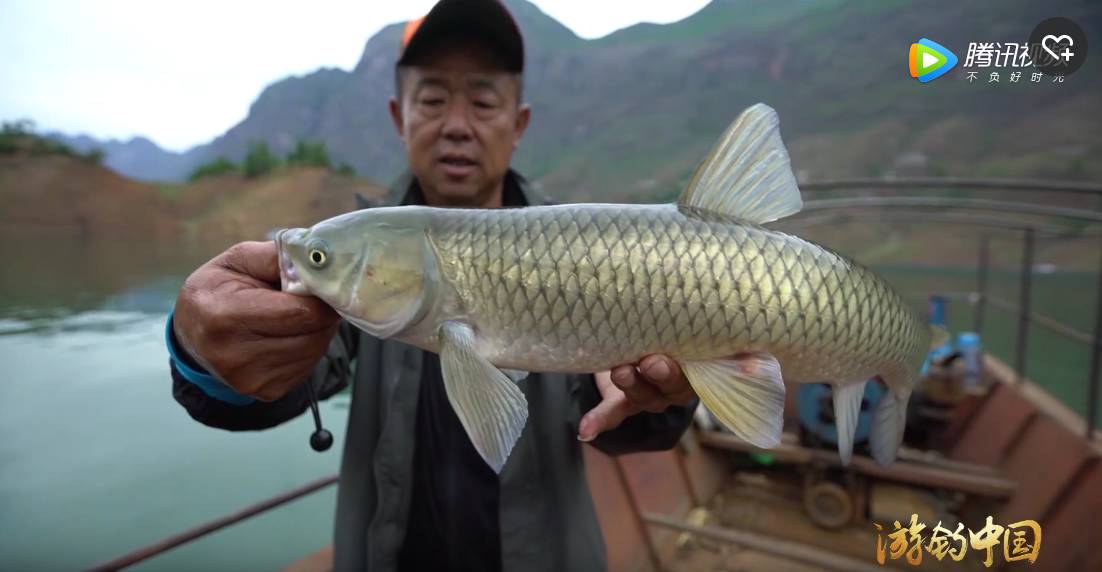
<box><xmin>277</xmin><ymin>104</ymin><xmax>937</xmax><ymax>472</ymax></box>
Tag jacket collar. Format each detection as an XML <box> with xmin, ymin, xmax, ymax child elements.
<box><xmin>363</xmin><ymin>169</ymin><xmax>548</xmax><ymax>209</ymax></box>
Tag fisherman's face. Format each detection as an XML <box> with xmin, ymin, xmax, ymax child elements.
<box><xmin>390</xmin><ymin>43</ymin><xmax>530</xmax><ymax>208</ymax></box>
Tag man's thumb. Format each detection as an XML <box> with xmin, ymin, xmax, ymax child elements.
<box><xmin>578</xmin><ymin>394</ymin><xmax>636</xmax><ymax>442</ymax></box>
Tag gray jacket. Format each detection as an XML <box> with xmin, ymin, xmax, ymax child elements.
<box><xmin>171</xmin><ymin>172</ymin><xmax>694</xmax><ymax>571</ymax></box>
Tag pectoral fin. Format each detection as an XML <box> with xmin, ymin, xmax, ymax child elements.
<box><xmin>501</xmin><ymin>368</ymin><xmax>530</xmax><ymax>382</ymax></box>
<box><xmin>438</xmin><ymin>322</ymin><xmax>529</xmax><ymax>473</ymax></box>
<box><xmin>681</xmin><ymin>353</ymin><xmax>785</xmax><ymax>448</ymax></box>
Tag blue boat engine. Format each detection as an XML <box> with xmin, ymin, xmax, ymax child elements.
<box><xmin>796</xmin><ymin>381</ymin><xmax>885</xmax><ymax>448</ymax></box>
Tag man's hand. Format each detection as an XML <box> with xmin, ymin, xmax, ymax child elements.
<box><xmin>577</xmin><ymin>354</ymin><xmax>696</xmax><ymax>442</ymax></box>
<box><xmin>172</xmin><ymin>241</ymin><xmax>340</xmax><ymax>401</ymax></box>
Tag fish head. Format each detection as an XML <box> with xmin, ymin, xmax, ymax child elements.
<box><xmin>277</xmin><ymin>210</ymin><xmax>435</xmax><ymax>338</ymax></box>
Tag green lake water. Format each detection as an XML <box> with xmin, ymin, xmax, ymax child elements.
<box><xmin>0</xmin><ymin>237</ymin><xmax>1097</xmax><ymax>570</ymax></box>
<box><xmin>0</xmin><ymin>238</ymin><xmax>348</xmax><ymax>571</ymax></box>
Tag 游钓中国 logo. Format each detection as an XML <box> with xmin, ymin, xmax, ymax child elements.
<box><xmin>908</xmin><ymin>38</ymin><xmax>958</xmax><ymax>83</ymax></box>
<box><xmin>874</xmin><ymin>514</ymin><xmax>1041</xmax><ymax>567</ymax></box>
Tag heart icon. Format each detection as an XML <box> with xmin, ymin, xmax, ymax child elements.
<box><xmin>1029</xmin><ymin>17</ymin><xmax>1086</xmax><ymax>76</ymax></box>
<box><xmin>1042</xmin><ymin>34</ymin><xmax>1074</xmax><ymax>61</ymax></box>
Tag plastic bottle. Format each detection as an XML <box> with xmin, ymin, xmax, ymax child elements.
<box><xmin>926</xmin><ymin>296</ymin><xmax>953</xmax><ymax>366</ymax></box>
<box><xmin>956</xmin><ymin>332</ymin><xmax>983</xmax><ymax>389</ymax></box>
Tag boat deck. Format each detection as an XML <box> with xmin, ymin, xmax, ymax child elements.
<box><xmin>282</xmin><ymin>353</ymin><xmax>1102</xmax><ymax>572</ymax></box>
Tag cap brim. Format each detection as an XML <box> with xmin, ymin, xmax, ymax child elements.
<box><xmin>398</xmin><ymin>0</ymin><xmax>524</xmax><ymax>73</ymax></box>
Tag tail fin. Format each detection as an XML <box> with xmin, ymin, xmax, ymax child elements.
<box><xmin>869</xmin><ymin>389</ymin><xmax>910</xmax><ymax>465</ymax></box>
<box><xmin>832</xmin><ymin>381</ymin><xmax>866</xmax><ymax>466</ymax></box>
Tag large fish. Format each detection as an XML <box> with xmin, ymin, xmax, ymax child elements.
<box><xmin>276</xmin><ymin>104</ymin><xmax>939</xmax><ymax>473</ymax></box>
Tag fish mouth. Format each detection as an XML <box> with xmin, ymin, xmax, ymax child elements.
<box><xmin>275</xmin><ymin>229</ymin><xmax>310</xmax><ymax>296</ymax></box>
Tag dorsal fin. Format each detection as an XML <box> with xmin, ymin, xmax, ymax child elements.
<box><xmin>679</xmin><ymin>103</ymin><xmax>802</xmax><ymax>224</ymax></box>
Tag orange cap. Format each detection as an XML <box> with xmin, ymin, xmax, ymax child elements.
<box><xmin>397</xmin><ymin>0</ymin><xmax>524</xmax><ymax>73</ymax></box>
<box><xmin>402</xmin><ymin>16</ymin><xmax>425</xmax><ymax>51</ymax></box>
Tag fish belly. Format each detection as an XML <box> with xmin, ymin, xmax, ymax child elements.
<box><xmin>428</xmin><ymin>203</ymin><xmax>927</xmax><ymax>383</ymax></box>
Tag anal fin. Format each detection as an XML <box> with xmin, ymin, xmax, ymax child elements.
<box><xmin>681</xmin><ymin>353</ymin><xmax>785</xmax><ymax>448</ymax></box>
<box><xmin>439</xmin><ymin>322</ymin><xmax>529</xmax><ymax>473</ymax></box>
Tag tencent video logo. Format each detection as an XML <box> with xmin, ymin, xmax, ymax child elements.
<box><xmin>909</xmin><ymin>38</ymin><xmax>958</xmax><ymax>82</ymax></box>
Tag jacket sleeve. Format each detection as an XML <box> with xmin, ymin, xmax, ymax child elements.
<box><xmin>171</xmin><ymin>320</ymin><xmax>358</xmax><ymax>431</ymax></box>
<box><xmin>571</xmin><ymin>373</ymin><xmax>697</xmax><ymax>456</ymax></box>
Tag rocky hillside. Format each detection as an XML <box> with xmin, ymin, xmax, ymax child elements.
<box><xmin>2</xmin><ymin>154</ymin><xmax>173</xmax><ymax>236</ymax></box>
<box><xmin>50</xmin><ymin>0</ymin><xmax>1102</xmax><ymax>203</ymax></box>
<box><xmin>0</xmin><ymin>153</ymin><xmax>385</xmax><ymax>244</ymax></box>
<box><xmin>47</xmin><ymin>132</ymin><xmax>203</xmax><ymax>183</ymax></box>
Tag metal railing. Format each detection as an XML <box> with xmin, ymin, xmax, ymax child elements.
<box><xmin>788</xmin><ymin>177</ymin><xmax>1102</xmax><ymax>439</ymax></box>
<box><xmin>86</xmin><ymin>177</ymin><xmax>1102</xmax><ymax>570</ymax></box>
<box><xmin>86</xmin><ymin>475</ymin><xmax>338</xmax><ymax>571</ymax></box>
<box><xmin>801</xmin><ymin>196</ymin><xmax>1102</xmax><ymax>224</ymax></box>
<box><xmin>800</xmin><ymin>177</ymin><xmax>1102</xmax><ymax>196</ymax></box>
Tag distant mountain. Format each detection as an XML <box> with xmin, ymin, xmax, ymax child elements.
<box><xmin>46</xmin><ymin>132</ymin><xmax>203</xmax><ymax>182</ymax></box>
<box><xmin>0</xmin><ymin>149</ymin><xmax>384</xmax><ymax>242</ymax></box>
<box><xmin>0</xmin><ymin>148</ymin><xmax>387</xmax><ymax>317</ymax></box>
<box><xmin>68</xmin><ymin>0</ymin><xmax>1102</xmax><ymax>196</ymax></box>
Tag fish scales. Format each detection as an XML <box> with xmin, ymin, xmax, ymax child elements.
<box><xmin>427</xmin><ymin>203</ymin><xmax>927</xmax><ymax>387</ymax></box>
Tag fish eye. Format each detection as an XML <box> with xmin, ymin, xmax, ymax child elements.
<box><xmin>308</xmin><ymin>248</ymin><xmax>328</xmax><ymax>268</ymax></box>
<box><xmin>304</xmin><ymin>238</ymin><xmax>330</xmax><ymax>268</ymax></box>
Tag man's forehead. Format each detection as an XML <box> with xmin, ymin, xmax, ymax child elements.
<box><xmin>409</xmin><ymin>67</ymin><xmax>513</xmax><ymax>88</ymax></box>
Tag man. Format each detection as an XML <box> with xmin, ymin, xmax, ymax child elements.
<box><xmin>166</xmin><ymin>1</ymin><xmax>698</xmax><ymax>570</ymax></box>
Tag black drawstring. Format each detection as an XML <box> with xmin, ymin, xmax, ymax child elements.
<box><xmin>304</xmin><ymin>381</ymin><xmax>333</xmax><ymax>452</ymax></box>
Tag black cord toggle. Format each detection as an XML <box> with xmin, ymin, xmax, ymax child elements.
<box><xmin>304</xmin><ymin>381</ymin><xmax>333</xmax><ymax>452</ymax></box>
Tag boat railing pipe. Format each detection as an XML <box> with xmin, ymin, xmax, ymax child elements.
<box><xmin>788</xmin><ymin>179</ymin><xmax>1101</xmax><ymax>439</ymax></box>
<box><xmin>85</xmin><ymin>474</ymin><xmax>338</xmax><ymax>571</ymax></box>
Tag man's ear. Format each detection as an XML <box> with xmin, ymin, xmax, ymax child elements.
<box><xmin>513</xmin><ymin>103</ymin><xmax>531</xmax><ymax>149</ymax></box>
<box><xmin>388</xmin><ymin>97</ymin><xmax>405</xmax><ymax>141</ymax></box>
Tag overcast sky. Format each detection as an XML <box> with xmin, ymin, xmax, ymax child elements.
<box><xmin>0</xmin><ymin>0</ymin><xmax>711</xmax><ymax>151</ymax></box>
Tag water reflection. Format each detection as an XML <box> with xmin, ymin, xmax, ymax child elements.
<box><xmin>0</xmin><ymin>232</ymin><xmax>217</xmax><ymax>322</ymax></box>
<box><xmin>0</xmin><ymin>236</ymin><xmax>348</xmax><ymax>570</ymax></box>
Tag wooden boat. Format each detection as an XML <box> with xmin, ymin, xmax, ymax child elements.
<box><xmin>91</xmin><ymin>179</ymin><xmax>1102</xmax><ymax>572</ymax></box>
<box><xmin>276</xmin><ymin>352</ymin><xmax>1100</xmax><ymax>572</ymax></box>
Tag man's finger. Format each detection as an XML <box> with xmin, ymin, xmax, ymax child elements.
<box><xmin>609</xmin><ymin>365</ymin><xmax>668</xmax><ymax>412</ymax></box>
<box><xmin>219</xmin><ymin>241</ymin><xmax>282</xmax><ymax>286</ymax></box>
<box><xmin>578</xmin><ymin>389</ymin><xmax>639</xmax><ymax>442</ymax></box>
<box><xmin>207</xmin><ymin>323</ymin><xmax>339</xmax><ymax>390</ymax></box>
<box><xmin>209</xmin><ymin>287</ymin><xmax>339</xmax><ymax>339</ymax></box>
<box><xmin>637</xmin><ymin>354</ymin><xmax>685</xmax><ymax>393</ymax></box>
<box><xmin>667</xmin><ymin>388</ymin><xmax>698</xmax><ymax>407</ymax></box>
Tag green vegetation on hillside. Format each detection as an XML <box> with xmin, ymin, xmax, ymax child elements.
<box><xmin>337</xmin><ymin>162</ymin><xmax>356</xmax><ymax>177</ymax></box>
<box><xmin>187</xmin><ymin>157</ymin><xmax>237</xmax><ymax>181</ymax></box>
<box><xmin>155</xmin><ymin>183</ymin><xmax>185</xmax><ymax>199</ymax></box>
<box><xmin>1</xmin><ymin>120</ymin><xmax>103</xmax><ymax>164</ymax></box>
<box><xmin>286</xmin><ymin>140</ymin><xmax>331</xmax><ymax>168</ymax></box>
<box><xmin>243</xmin><ymin>142</ymin><xmax>280</xmax><ymax>178</ymax></box>
<box><xmin>187</xmin><ymin>139</ymin><xmax>349</xmax><ymax>181</ymax></box>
